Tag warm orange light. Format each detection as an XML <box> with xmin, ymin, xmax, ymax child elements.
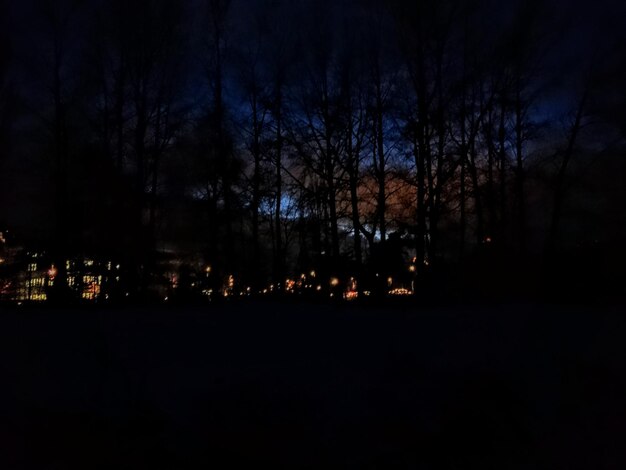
<box><xmin>330</xmin><ymin>277</ymin><xmax>339</xmax><ymax>287</ymax></box>
<box><xmin>344</xmin><ymin>291</ymin><xmax>358</xmax><ymax>301</ymax></box>
<box><xmin>408</xmin><ymin>265</ymin><xmax>416</xmax><ymax>272</ymax></box>
<box><xmin>389</xmin><ymin>288</ymin><xmax>412</xmax><ymax>296</ymax></box>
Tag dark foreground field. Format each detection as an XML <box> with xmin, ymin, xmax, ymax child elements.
<box><xmin>1</xmin><ymin>300</ymin><xmax>625</xmax><ymax>469</ymax></box>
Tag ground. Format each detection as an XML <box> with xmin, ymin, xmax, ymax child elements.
<box><xmin>1</xmin><ymin>300</ymin><xmax>625</xmax><ymax>469</ymax></box>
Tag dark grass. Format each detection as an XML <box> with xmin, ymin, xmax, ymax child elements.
<box><xmin>1</xmin><ymin>300</ymin><xmax>625</xmax><ymax>468</ymax></box>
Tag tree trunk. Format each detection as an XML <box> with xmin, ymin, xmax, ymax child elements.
<box><xmin>347</xmin><ymin>115</ymin><xmax>362</xmax><ymax>268</ymax></box>
<box><xmin>51</xmin><ymin>35</ymin><xmax>70</xmax><ymax>300</ymax></box>
<box><xmin>485</xmin><ymin>102</ymin><xmax>497</xmax><ymax>238</ymax></box>
<box><xmin>468</xmin><ymin>138</ymin><xmax>484</xmax><ymax>243</ymax></box>
<box><xmin>274</xmin><ymin>86</ymin><xmax>283</xmax><ymax>285</ymax></box>
<box><xmin>459</xmin><ymin>154</ymin><xmax>466</xmax><ymax>259</ymax></box>
<box><xmin>514</xmin><ymin>84</ymin><xmax>526</xmax><ymax>254</ymax></box>
<box><xmin>250</xmin><ymin>91</ymin><xmax>262</xmax><ymax>286</ymax></box>
<box><xmin>415</xmin><ymin>37</ymin><xmax>428</xmax><ymax>275</ymax></box>
<box><xmin>374</xmin><ymin>66</ymin><xmax>386</xmax><ymax>243</ymax></box>
<box><xmin>546</xmin><ymin>87</ymin><xmax>588</xmax><ymax>257</ymax></box>
<box><xmin>498</xmin><ymin>98</ymin><xmax>508</xmax><ymax>242</ymax></box>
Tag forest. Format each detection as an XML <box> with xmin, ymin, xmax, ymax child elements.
<box><xmin>0</xmin><ymin>0</ymin><xmax>624</xmax><ymax>303</ymax></box>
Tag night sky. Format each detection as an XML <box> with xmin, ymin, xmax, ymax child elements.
<box><xmin>0</xmin><ymin>0</ymin><xmax>625</xmax><ymax>279</ymax></box>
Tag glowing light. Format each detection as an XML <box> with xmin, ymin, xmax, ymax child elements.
<box><xmin>48</xmin><ymin>265</ymin><xmax>58</xmax><ymax>278</ymax></box>
<box><xmin>310</xmin><ymin>270</ymin><xmax>316</xmax><ymax>278</ymax></box>
<box><xmin>81</xmin><ymin>275</ymin><xmax>101</xmax><ymax>300</ymax></box>
<box><xmin>344</xmin><ymin>291</ymin><xmax>358</xmax><ymax>301</ymax></box>
<box><xmin>389</xmin><ymin>288</ymin><xmax>412</xmax><ymax>296</ymax></box>
<box><xmin>316</xmin><ymin>285</ymin><xmax>322</xmax><ymax>291</ymax></box>
<box><xmin>387</xmin><ymin>277</ymin><xmax>393</xmax><ymax>286</ymax></box>
<box><xmin>408</xmin><ymin>265</ymin><xmax>416</xmax><ymax>272</ymax></box>
<box><xmin>484</xmin><ymin>236</ymin><xmax>492</xmax><ymax>244</ymax></box>
<box><xmin>330</xmin><ymin>277</ymin><xmax>339</xmax><ymax>287</ymax></box>
<box><xmin>0</xmin><ymin>258</ymin><xmax>4</xmax><ymax>264</ymax></box>
<box><xmin>205</xmin><ymin>266</ymin><xmax>212</xmax><ymax>274</ymax></box>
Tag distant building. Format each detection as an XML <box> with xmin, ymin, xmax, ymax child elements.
<box><xmin>17</xmin><ymin>253</ymin><xmax>49</xmax><ymax>302</ymax></box>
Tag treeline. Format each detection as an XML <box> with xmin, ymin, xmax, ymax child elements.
<box><xmin>1</xmin><ymin>0</ymin><xmax>625</xmax><ymax>295</ymax></box>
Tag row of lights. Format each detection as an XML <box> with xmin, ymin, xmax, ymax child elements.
<box><xmin>171</xmin><ymin>265</ymin><xmax>418</xmax><ymax>301</ymax></box>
